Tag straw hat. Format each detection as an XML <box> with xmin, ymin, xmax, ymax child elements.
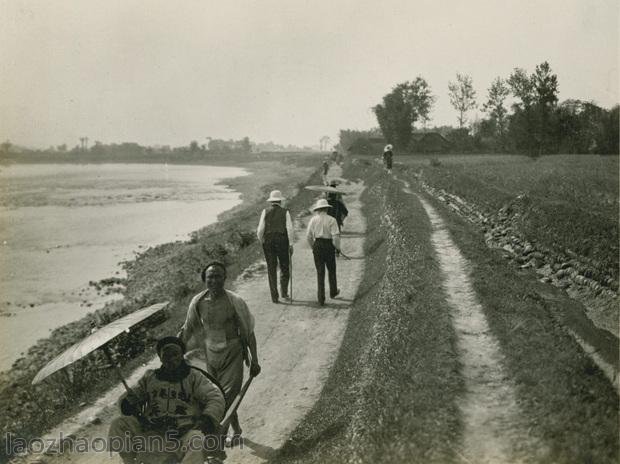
<box><xmin>312</xmin><ymin>198</ymin><xmax>332</xmax><ymax>211</ymax></box>
<box><xmin>384</xmin><ymin>144</ymin><xmax>393</xmax><ymax>152</ymax></box>
<box><xmin>267</xmin><ymin>190</ymin><xmax>284</xmax><ymax>202</ymax></box>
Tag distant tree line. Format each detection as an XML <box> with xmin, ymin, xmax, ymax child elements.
<box><xmin>368</xmin><ymin>61</ymin><xmax>619</xmax><ymax>156</ymax></box>
<box><xmin>1</xmin><ymin>136</ymin><xmax>317</xmax><ymax>160</ymax></box>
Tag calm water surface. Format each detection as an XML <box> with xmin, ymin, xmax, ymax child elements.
<box><xmin>0</xmin><ymin>163</ymin><xmax>249</xmax><ymax>371</ymax></box>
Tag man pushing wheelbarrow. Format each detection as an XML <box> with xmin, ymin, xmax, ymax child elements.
<box><xmin>178</xmin><ymin>261</ymin><xmax>261</xmax><ymax>449</ymax></box>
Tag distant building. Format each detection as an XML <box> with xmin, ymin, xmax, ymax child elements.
<box><xmin>345</xmin><ymin>132</ymin><xmax>453</xmax><ymax>155</ymax></box>
<box><xmin>410</xmin><ymin>132</ymin><xmax>452</xmax><ymax>153</ymax></box>
<box><xmin>346</xmin><ymin>136</ymin><xmax>386</xmax><ymax>155</ymax></box>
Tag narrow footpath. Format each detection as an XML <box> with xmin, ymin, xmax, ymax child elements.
<box><xmin>16</xmin><ymin>165</ymin><xmax>366</xmax><ymax>464</ymax></box>
<box><xmin>397</xmin><ymin>177</ymin><xmax>542</xmax><ymax>463</ymax></box>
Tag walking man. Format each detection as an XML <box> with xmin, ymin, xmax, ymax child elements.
<box><xmin>306</xmin><ymin>198</ymin><xmax>341</xmax><ymax>306</ymax></box>
<box><xmin>256</xmin><ymin>190</ymin><xmax>294</xmax><ymax>303</ymax></box>
<box><xmin>383</xmin><ymin>144</ymin><xmax>393</xmax><ymax>174</ymax></box>
<box><xmin>179</xmin><ymin>262</ymin><xmax>261</xmax><ymax>448</ymax></box>
<box><xmin>321</xmin><ymin>157</ymin><xmax>330</xmax><ymax>185</ymax></box>
<box><xmin>326</xmin><ymin>182</ymin><xmax>348</xmax><ymax>232</ymax></box>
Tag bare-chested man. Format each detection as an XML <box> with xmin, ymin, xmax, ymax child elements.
<box><xmin>179</xmin><ymin>261</ymin><xmax>261</xmax><ymax>447</ymax></box>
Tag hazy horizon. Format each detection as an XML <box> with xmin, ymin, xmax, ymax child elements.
<box><xmin>1</xmin><ymin>0</ymin><xmax>618</xmax><ymax>149</ymax></box>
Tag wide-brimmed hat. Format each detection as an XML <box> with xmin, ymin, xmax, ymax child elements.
<box><xmin>312</xmin><ymin>198</ymin><xmax>332</xmax><ymax>211</ymax></box>
<box><xmin>384</xmin><ymin>144</ymin><xmax>393</xmax><ymax>152</ymax></box>
<box><xmin>267</xmin><ymin>190</ymin><xmax>284</xmax><ymax>202</ymax></box>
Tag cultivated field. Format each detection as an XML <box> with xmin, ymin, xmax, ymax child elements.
<box><xmin>396</xmin><ymin>154</ymin><xmax>619</xmax><ymax>282</ymax></box>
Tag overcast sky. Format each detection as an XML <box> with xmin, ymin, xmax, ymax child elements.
<box><xmin>1</xmin><ymin>0</ymin><xmax>618</xmax><ymax>148</ymax></box>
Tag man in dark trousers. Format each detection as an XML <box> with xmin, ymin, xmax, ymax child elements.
<box><xmin>306</xmin><ymin>198</ymin><xmax>341</xmax><ymax>306</ymax></box>
<box><xmin>382</xmin><ymin>144</ymin><xmax>393</xmax><ymax>174</ymax></box>
<box><xmin>256</xmin><ymin>190</ymin><xmax>294</xmax><ymax>303</ymax></box>
<box><xmin>326</xmin><ymin>181</ymin><xmax>348</xmax><ymax>232</ymax></box>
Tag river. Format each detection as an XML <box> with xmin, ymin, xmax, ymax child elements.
<box><xmin>0</xmin><ymin>163</ymin><xmax>249</xmax><ymax>371</ymax></box>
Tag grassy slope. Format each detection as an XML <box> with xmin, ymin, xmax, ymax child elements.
<box><xmin>276</xmin><ymin>160</ymin><xmax>463</xmax><ymax>464</ymax></box>
<box><xmin>400</xmin><ymin>168</ymin><xmax>619</xmax><ymax>463</ymax></box>
<box><xmin>0</xmin><ymin>154</ymin><xmax>322</xmax><ymax>462</ymax></box>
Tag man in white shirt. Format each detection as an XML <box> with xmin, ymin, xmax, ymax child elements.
<box><xmin>256</xmin><ymin>190</ymin><xmax>294</xmax><ymax>303</ymax></box>
<box><xmin>306</xmin><ymin>198</ymin><xmax>341</xmax><ymax>306</ymax></box>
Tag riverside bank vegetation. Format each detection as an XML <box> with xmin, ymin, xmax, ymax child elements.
<box><xmin>0</xmin><ymin>154</ymin><xmax>322</xmax><ymax>462</ymax></box>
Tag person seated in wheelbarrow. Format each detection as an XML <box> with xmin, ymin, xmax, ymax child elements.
<box><xmin>108</xmin><ymin>336</ymin><xmax>226</xmax><ymax>464</ymax></box>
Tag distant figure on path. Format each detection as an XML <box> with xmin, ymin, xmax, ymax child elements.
<box><xmin>108</xmin><ymin>336</ymin><xmax>225</xmax><ymax>464</ymax></box>
<box><xmin>306</xmin><ymin>198</ymin><xmax>341</xmax><ymax>306</ymax></box>
<box><xmin>321</xmin><ymin>157</ymin><xmax>330</xmax><ymax>184</ymax></box>
<box><xmin>383</xmin><ymin>144</ymin><xmax>393</xmax><ymax>174</ymax></box>
<box><xmin>326</xmin><ymin>182</ymin><xmax>348</xmax><ymax>232</ymax></box>
<box><xmin>179</xmin><ymin>262</ymin><xmax>261</xmax><ymax>448</ymax></box>
<box><xmin>256</xmin><ymin>190</ymin><xmax>294</xmax><ymax>303</ymax></box>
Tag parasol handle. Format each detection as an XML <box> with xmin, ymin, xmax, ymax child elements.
<box><xmin>102</xmin><ymin>345</ymin><xmax>133</xmax><ymax>394</ymax></box>
<box><xmin>289</xmin><ymin>247</ymin><xmax>293</xmax><ymax>302</ymax></box>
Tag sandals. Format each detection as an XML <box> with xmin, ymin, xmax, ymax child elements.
<box><xmin>224</xmin><ymin>433</ymin><xmax>243</xmax><ymax>448</ymax></box>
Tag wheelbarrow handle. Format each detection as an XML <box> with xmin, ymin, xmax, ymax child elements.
<box><xmin>219</xmin><ymin>375</ymin><xmax>254</xmax><ymax>430</ymax></box>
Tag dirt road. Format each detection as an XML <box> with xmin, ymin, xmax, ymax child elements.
<box><xmin>17</xmin><ymin>165</ymin><xmax>366</xmax><ymax>464</ymax></box>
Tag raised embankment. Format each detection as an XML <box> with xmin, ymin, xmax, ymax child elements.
<box><xmin>276</xmin><ymin>159</ymin><xmax>618</xmax><ymax>464</ymax></box>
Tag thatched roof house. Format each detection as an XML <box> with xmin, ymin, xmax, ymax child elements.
<box><xmin>410</xmin><ymin>132</ymin><xmax>452</xmax><ymax>153</ymax></box>
<box><xmin>346</xmin><ymin>136</ymin><xmax>387</xmax><ymax>155</ymax></box>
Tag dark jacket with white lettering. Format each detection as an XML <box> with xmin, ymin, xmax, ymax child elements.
<box><xmin>119</xmin><ymin>362</ymin><xmax>225</xmax><ymax>430</ymax></box>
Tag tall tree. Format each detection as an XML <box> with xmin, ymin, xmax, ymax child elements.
<box><xmin>507</xmin><ymin>67</ymin><xmax>537</xmax><ymax>154</ymax></box>
<box><xmin>240</xmin><ymin>136</ymin><xmax>251</xmax><ymax>154</ymax></box>
<box><xmin>532</xmin><ymin>61</ymin><xmax>559</xmax><ymax>154</ymax></box>
<box><xmin>448</xmin><ymin>73</ymin><xmax>477</xmax><ymax>128</ymax></box>
<box><xmin>483</xmin><ymin>77</ymin><xmax>510</xmax><ymax>134</ymax></box>
<box><xmin>599</xmin><ymin>105</ymin><xmax>619</xmax><ymax>154</ymax></box>
<box><xmin>482</xmin><ymin>77</ymin><xmax>510</xmax><ymax>149</ymax></box>
<box><xmin>507</xmin><ymin>62</ymin><xmax>559</xmax><ymax>155</ymax></box>
<box><xmin>400</xmin><ymin>77</ymin><xmax>435</xmax><ymax>126</ymax></box>
<box><xmin>507</xmin><ymin>68</ymin><xmax>535</xmax><ymax>109</ymax></box>
<box><xmin>373</xmin><ymin>77</ymin><xmax>435</xmax><ymax>148</ymax></box>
